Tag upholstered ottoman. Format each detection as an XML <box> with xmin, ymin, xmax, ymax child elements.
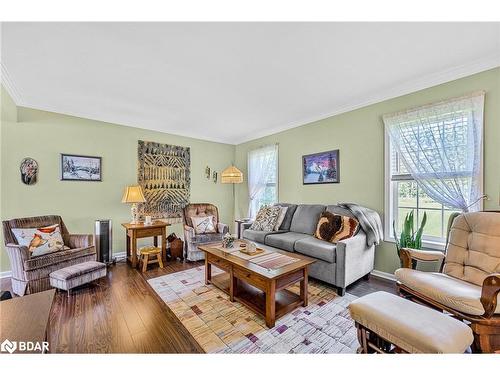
<box><xmin>348</xmin><ymin>291</ymin><xmax>473</xmax><ymax>353</ymax></box>
<box><xmin>49</xmin><ymin>261</ymin><xmax>106</xmax><ymax>296</ymax></box>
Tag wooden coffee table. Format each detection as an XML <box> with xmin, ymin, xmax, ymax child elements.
<box><xmin>198</xmin><ymin>242</ymin><xmax>315</xmax><ymax>328</ymax></box>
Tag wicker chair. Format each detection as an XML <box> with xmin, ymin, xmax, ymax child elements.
<box><xmin>182</xmin><ymin>203</ymin><xmax>229</xmax><ymax>261</ymax></box>
<box><xmin>2</xmin><ymin>215</ymin><xmax>96</xmax><ymax>296</ymax></box>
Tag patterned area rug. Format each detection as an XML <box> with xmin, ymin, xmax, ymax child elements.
<box><xmin>148</xmin><ymin>266</ymin><xmax>359</xmax><ymax>353</ymax></box>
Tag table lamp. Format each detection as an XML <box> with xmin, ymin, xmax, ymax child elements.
<box><xmin>122</xmin><ymin>185</ymin><xmax>146</xmax><ymax>224</ymax></box>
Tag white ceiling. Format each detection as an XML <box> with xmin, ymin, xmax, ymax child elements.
<box><xmin>2</xmin><ymin>22</ymin><xmax>499</xmax><ymax>144</ymax></box>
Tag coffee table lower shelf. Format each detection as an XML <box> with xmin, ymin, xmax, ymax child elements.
<box><xmin>210</xmin><ymin>272</ymin><xmax>305</xmax><ymax>328</ymax></box>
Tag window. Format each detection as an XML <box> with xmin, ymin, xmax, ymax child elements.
<box><xmin>384</xmin><ymin>92</ymin><xmax>484</xmax><ymax>249</ymax></box>
<box><xmin>247</xmin><ymin>144</ymin><xmax>278</xmax><ymax>218</ymax></box>
<box><xmin>388</xmin><ymin>144</ymin><xmax>462</xmax><ymax>247</ymax></box>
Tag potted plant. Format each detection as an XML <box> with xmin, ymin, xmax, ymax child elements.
<box><xmin>393</xmin><ymin>210</ymin><xmax>427</xmax><ymax>268</ymax></box>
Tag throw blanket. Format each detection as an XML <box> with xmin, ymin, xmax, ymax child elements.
<box><xmin>337</xmin><ymin>203</ymin><xmax>384</xmax><ymax>246</ymax></box>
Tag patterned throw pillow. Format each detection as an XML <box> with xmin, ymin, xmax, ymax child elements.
<box><xmin>314</xmin><ymin>212</ymin><xmax>359</xmax><ymax>243</ymax></box>
<box><xmin>191</xmin><ymin>215</ymin><xmax>216</xmax><ymax>234</ymax></box>
<box><xmin>250</xmin><ymin>206</ymin><xmax>282</xmax><ymax>232</ymax></box>
<box><xmin>273</xmin><ymin>206</ymin><xmax>289</xmax><ymax>231</ymax></box>
<box><xmin>11</xmin><ymin>224</ymin><xmax>65</xmax><ymax>257</ymax></box>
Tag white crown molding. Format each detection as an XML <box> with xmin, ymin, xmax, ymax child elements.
<box><xmin>0</xmin><ymin>61</ymin><xmax>23</xmax><ymax>105</ymax></box>
<box><xmin>234</xmin><ymin>54</ymin><xmax>500</xmax><ymax>145</ymax></box>
<box><xmin>3</xmin><ymin>54</ymin><xmax>499</xmax><ymax>145</ymax></box>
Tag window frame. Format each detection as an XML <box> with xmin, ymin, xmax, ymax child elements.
<box><xmin>248</xmin><ymin>144</ymin><xmax>279</xmax><ymax>218</ymax></box>
<box><xmin>383</xmin><ymin>126</ymin><xmax>480</xmax><ymax>251</ymax></box>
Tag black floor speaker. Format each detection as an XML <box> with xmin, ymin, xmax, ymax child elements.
<box><xmin>95</xmin><ymin>219</ymin><xmax>115</xmax><ymax>265</ymax></box>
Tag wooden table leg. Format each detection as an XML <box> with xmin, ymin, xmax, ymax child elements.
<box><xmin>205</xmin><ymin>258</ymin><xmax>212</xmax><ymax>285</ymax></box>
<box><xmin>131</xmin><ymin>231</ymin><xmax>137</xmax><ymax>268</ymax></box>
<box><xmin>126</xmin><ymin>233</ymin><xmax>130</xmax><ymax>262</ymax></box>
<box><xmin>300</xmin><ymin>267</ymin><xmax>308</xmax><ymax>307</ymax></box>
<box><xmin>161</xmin><ymin>228</ymin><xmax>167</xmax><ymax>262</ymax></box>
<box><xmin>153</xmin><ymin>236</ymin><xmax>158</xmax><ymax>247</ymax></box>
<box><xmin>265</xmin><ymin>280</ymin><xmax>276</xmax><ymax>328</ymax></box>
<box><xmin>229</xmin><ymin>268</ymin><xmax>235</xmax><ymax>302</ymax></box>
<box><xmin>157</xmin><ymin>252</ymin><xmax>164</xmax><ymax>269</ymax></box>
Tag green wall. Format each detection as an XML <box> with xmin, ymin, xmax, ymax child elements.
<box><xmin>2</xmin><ymin>67</ymin><xmax>499</xmax><ymax>275</ymax></box>
<box><xmin>234</xmin><ymin>67</ymin><xmax>500</xmax><ymax>274</ymax></box>
<box><xmin>0</xmin><ymin>93</ymin><xmax>235</xmax><ymax>272</ymax></box>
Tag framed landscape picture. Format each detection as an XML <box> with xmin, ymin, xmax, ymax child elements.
<box><xmin>61</xmin><ymin>154</ymin><xmax>102</xmax><ymax>181</ymax></box>
<box><xmin>302</xmin><ymin>149</ymin><xmax>339</xmax><ymax>184</ymax></box>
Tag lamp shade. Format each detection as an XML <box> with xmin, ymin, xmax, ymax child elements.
<box><xmin>221</xmin><ymin>165</ymin><xmax>243</xmax><ymax>184</ymax></box>
<box><xmin>121</xmin><ymin>185</ymin><xmax>146</xmax><ymax>203</ymax></box>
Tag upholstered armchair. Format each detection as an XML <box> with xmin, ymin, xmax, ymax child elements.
<box><xmin>2</xmin><ymin>215</ymin><xmax>96</xmax><ymax>296</ymax></box>
<box><xmin>395</xmin><ymin>211</ymin><xmax>500</xmax><ymax>353</ymax></box>
<box><xmin>182</xmin><ymin>203</ymin><xmax>229</xmax><ymax>261</ymax></box>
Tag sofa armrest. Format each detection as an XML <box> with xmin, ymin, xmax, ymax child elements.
<box><xmin>399</xmin><ymin>248</ymin><xmax>445</xmax><ymax>269</ymax></box>
<box><xmin>480</xmin><ymin>273</ymin><xmax>500</xmax><ymax>318</ymax></box>
<box><xmin>68</xmin><ymin>234</ymin><xmax>93</xmax><ymax>248</ymax></box>
<box><xmin>242</xmin><ymin>222</ymin><xmax>253</xmax><ymax>231</ymax></box>
<box><xmin>335</xmin><ymin>232</ymin><xmax>375</xmax><ymax>288</ymax></box>
<box><xmin>218</xmin><ymin>222</ymin><xmax>229</xmax><ymax>235</ymax></box>
<box><xmin>4</xmin><ymin>243</ymin><xmax>30</xmax><ymax>277</ymax></box>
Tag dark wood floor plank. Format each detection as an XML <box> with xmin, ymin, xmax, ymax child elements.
<box><xmin>0</xmin><ymin>258</ymin><xmax>396</xmax><ymax>353</ymax></box>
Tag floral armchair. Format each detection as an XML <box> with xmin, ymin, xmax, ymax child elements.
<box><xmin>182</xmin><ymin>203</ymin><xmax>229</xmax><ymax>261</ymax></box>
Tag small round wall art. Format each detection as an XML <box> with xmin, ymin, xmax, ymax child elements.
<box><xmin>20</xmin><ymin>157</ymin><xmax>39</xmax><ymax>185</ymax></box>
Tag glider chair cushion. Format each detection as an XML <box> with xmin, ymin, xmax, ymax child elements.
<box><xmin>443</xmin><ymin>212</ymin><xmax>500</xmax><ymax>286</ymax></box>
<box><xmin>395</xmin><ymin>268</ymin><xmax>500</xmax><ymax>316</ymax></box>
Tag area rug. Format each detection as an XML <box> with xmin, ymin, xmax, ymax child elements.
<box><xmin>148</xmin><ymin>266</ymin><xmax>359</xmax><ymax>353</ymax></box>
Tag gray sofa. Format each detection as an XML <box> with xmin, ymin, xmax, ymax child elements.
<box><xmin>242</xmin><ymin>203</ymin><xmax>376</xmax><ymax>296</ymax></box>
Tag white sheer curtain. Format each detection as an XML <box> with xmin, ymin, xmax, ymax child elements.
<box><xmin>247</xmin><ymin>144</ymin><xmax>278</xmax><ymax>218</ymax></box>
<box><xmin>383</xmin><ymin>91</ymin><xmax>484</xmax><ymax>212</ymax></box>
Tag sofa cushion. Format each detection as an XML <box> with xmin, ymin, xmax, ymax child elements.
<box><xmin>289</xmin><ymin>204</ymin><xmax>326</xmax><ymax>235</ymax></box>
<box><xmin>242</xmin><ymin>229</ymin><xmax>285</xmax><ymax>244</ymax></box>
<box><xmin>273</xmin><ymin>203</ymin><xmax>298</xmax><ymax>231</ymax></box>
<box><xmin>395</xmin><ymin>268</ymin><xmax>500</xmax><ymax>316</ymax></box>
<box><xmin>294</xmin><ymin>236</ymin><xmax>336</xmax><ymax>263</ymax></box>
<box><xmin>265</xmin><ymin>232</ymin><xmax>310</xmax><ymax>252</ymax></box>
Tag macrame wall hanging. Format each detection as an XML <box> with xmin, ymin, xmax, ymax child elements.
<box><xmin>137</xmin><ymin>140</ymin><xmax>191</xmax><ymax>223</ymax></box>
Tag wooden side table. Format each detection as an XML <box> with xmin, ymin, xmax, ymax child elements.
<box><xmin>122</xmin><ymin>221</ymin><xmax>170</xmax><ymax>268</ymax></box>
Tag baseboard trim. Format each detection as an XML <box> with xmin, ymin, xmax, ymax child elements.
<box><xmin>0</xmin><ymin>270</ymin><xmax>12</xmax><ymax>279</ymax></box>
<box><xmin>0</xmin><ymin>252</ymin><xmax>128</xmax><ymax>279</ymax></box>
<box><xmin>370</xmin><ymin>269</ymin><xmax>396</xmax><ymax>282</ymax></box>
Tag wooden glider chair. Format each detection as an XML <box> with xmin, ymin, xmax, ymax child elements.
<box><xmin>395</xmin><ymin>211</ymin><xmax>500</xmax><ymax>353</ymax></box>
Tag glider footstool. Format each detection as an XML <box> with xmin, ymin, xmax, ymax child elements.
<box><xmin>49</xmin><ymin>261</ymin><xmax>107</xmax><ymax>296</ymax></box>
<box><xmin>348</xmin><ymin>291</ymin><xmax>474</xmax><ymax>353</ymax></box>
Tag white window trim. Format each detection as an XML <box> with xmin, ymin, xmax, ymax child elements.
<box><xmin>384</xmin><ymin>121</ymin><xmax>485</xmax><ymax>251</ymax></box>
<box><xmin>248</xmin><ymin>143</ymin><xmax>279</xmax><ymax>218</ymax></box>
<box><xmin>384</xmin><ymin>125</ymin><xmax>442</xmax><ymax>251</ymax></box>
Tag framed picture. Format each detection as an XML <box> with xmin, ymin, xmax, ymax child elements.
<box><xmin>302</xmin><ymin>149</ymin><xmax>340</xmax><ymax>184</ymax></box>
<box><xmin>61</xmin><ymin>154</ymin><xmax>102</xmax><ymax>181</ymax></box>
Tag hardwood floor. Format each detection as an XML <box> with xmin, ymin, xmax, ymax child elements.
<box><xmin>0</xmin><ymin>259</ymin><xmax>397</xmax><ymax>353</ymax></box>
